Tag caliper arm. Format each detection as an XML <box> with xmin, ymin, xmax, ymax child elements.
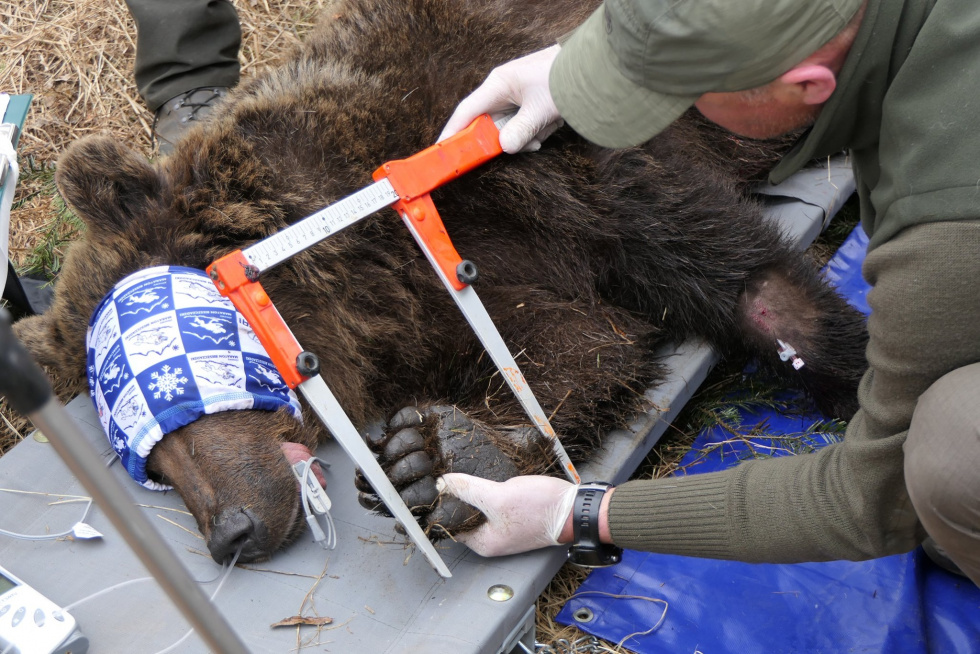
<box><xmin>373</xmin><ymin>118</ymin><xmax>581</xmax><ymax>483</ymax></box>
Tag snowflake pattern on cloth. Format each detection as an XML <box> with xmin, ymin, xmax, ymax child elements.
<box><xmin>86</xmin><ymin>266</ymin><xmax>302</xmax><ymax>490</ymax></box>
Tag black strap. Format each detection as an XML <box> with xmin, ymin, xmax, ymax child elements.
<box><xmin>568</xmin><ymin>482</ymin><xmax>622</xmax><ymax>568</ymax></box>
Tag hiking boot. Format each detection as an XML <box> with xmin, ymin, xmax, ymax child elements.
<box><xmin>921</xmin><ymin>536</ymin><xmax>966</xmax><ymax>577</ymax></box>
<box><xmin>153</xmin><ymin>87</ymin><xmax>230</xmax><ymax>156</ymax></box>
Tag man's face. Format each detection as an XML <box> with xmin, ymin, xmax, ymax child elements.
<box><xmin>694</xmin><ymin>87</ymin><xmax>821</xmax><ymax>140</ymax></box>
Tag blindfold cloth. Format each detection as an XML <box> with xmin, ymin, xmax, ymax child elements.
<box><xmin>86</xmin><ymin>266</ymin><xmax>302</xmax><ymax>490</ymax></box>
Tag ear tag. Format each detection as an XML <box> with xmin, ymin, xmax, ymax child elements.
<box><xmin>776</xmin><ymin>339</ymin><xmax>806</xmax><ymax>370</ymax></box>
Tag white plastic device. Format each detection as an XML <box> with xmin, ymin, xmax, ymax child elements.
<box><xmin>0</xmin><ymin>564</ymin><xmax>88</xmax><ymax>654</ymax></box>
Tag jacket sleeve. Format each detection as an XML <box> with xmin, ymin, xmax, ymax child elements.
<box><xmin>607</xmin><ymin>220</ymin><xmax>980</xmax><ymax>562</ymax></box>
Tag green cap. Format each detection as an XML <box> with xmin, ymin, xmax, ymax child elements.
<box><xmin>551</xmin><ymin>0</ymin><xmax>863</xmax><ymax>148</ymax></box>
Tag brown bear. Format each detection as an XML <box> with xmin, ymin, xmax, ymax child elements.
<box><xmin>12</xmin><ymin>0</ymin><xmax>867</xmax><ymax>564</ymax></box>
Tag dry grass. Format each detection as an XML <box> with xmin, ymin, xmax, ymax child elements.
<box><xmin>3</xmin><ymin>0</ymin><xmax>139</xmax><ymax>269</ymax></box>
<box><xmin>1</xmin><ymin>0</ymin><xmax>328</xmax><ymax>270</ymax></box>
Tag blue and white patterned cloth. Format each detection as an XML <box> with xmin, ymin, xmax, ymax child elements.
<box><xmin>86</xmin><ymin>266</ymin><xmax>302</xmax><ymax>490</ymax></box>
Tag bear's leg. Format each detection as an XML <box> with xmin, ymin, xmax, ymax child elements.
<box><xmin>734</xmin><ymin>258</ymin><xmax>868</xmax><ymax>419</ymax></box>
<box><xmin>567</xmin><ymin>138</ymin><xmax>868</xmax><ymax>419</ymax></box>
<box><xmin>357</xmin><ymin>291</ymin><xmax>664</xmax><ymax>536</ymax></box>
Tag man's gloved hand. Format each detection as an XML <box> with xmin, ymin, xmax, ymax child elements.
<box><xmin>436</xmin><ymin>473</ymin><xmax>576</xmax><ymax>556</ymax></box>
<box><xmin>438</xmin><ymin>44</ymin><xmax>564</xmax><ymax>154</ymax></box>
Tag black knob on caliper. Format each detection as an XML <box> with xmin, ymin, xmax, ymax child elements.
<box><xmin>456</xmin><ymin>260</ymin><xmax>479</xmax><ymax>285</ymax></box>
<box><xmin>296</xmin><ymin>351</ymin><xmax>321</xmax><ymax>377</ymax></box>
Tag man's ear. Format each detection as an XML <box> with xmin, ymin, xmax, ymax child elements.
<box><xmin>778</xmin><ymin>65</ymin><xmax>837</xmax><ymax>105</ymax></box>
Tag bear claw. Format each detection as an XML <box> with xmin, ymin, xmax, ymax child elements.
<box><xmin>388</xmin><ymin>451</ymin><xmax>435</xmax><ymax>485</ymax></box>
<box><xmin>382</xmin><ymin>427</ymin><xmax>426</xmax><ymax>459</ymax></box>
<box><xmin>357</xmin><ymin>404</ymin><xmax>520</xmax><ymax>539</ymax></box>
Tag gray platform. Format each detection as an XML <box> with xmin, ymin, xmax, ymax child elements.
<box><xmin>0</xmin><ymin>158</ymin><xmax>854</xmax><ymax>653</ymax></box>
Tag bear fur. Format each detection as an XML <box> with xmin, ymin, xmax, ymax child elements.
<box><xmin>13</xmin><ymin>0</ymin><xmax>867</xmax><ymax>563</ymax></box>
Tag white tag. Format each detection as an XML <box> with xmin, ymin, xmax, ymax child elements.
<box><xmin>776</xmin><ymin>339</ymin><xmax>797</xmax><ymax>362</ymax></box>
<box><xmin>792</xmin><ymin>358</ymin><xmax>805</xmax><ymax>370</ymax></box>
<box><xmin>71</xmin><ymin>522</ymin><xmax>104</xmax><ymax>540</ymax></box>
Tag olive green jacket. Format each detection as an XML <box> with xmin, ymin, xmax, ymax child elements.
<box><xmin>607</xmin><ymin>0</ymin><xmax>980</xmax><ymax>562</ymax></box>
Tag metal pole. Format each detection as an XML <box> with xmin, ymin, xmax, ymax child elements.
<box><xmin>0</xmin><ymin>308</ymin><xmax>250</xmax><ymax>653</ymax></box>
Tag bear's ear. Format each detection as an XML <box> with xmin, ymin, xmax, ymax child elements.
<box><xmin>55</xmin><ymin>135</ymin><xmax>164</xmax><ymax>235</ymax></box>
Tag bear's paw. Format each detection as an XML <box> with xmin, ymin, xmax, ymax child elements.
<box><xmin>356</xmin><ymin>405</ymin><xmax>520</xmax><ymax>538</ymax></box>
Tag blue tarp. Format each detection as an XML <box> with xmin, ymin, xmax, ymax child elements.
<box><xmin>557</xmin><ymin>226</ymin><xmax>980</xmax><ymax>653</ymax></box>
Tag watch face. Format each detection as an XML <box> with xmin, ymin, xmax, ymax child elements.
<box><xmin>569</xmin><ymin>544</ymin><xmax>623</xmax><ymax>568</ymax></box>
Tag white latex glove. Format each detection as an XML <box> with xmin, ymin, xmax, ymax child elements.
<box><xmin>436</xmin><ymin>473</ymin><xmax>577</xmax><ymax>557</ymax></box>
<box><xmin>437</xmin><ymin>44</ymin><xmax>564</xmax><ymax>154</ymax></box>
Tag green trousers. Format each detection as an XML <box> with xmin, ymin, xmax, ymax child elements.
<box><xmin>905</xmin><ymin>361</ymin><xmax>980</xmax><ymax>585</ymax></box>
<box><xmin>124</xmin><ymin>0</ymin><xmax>241</xmax><ymax>110</ymax></box>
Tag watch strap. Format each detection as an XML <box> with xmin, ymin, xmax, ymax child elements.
<box><xmin>568</xmin><ymin>482</ymin><xmax>622</xmax><ymax>568</ymax></box>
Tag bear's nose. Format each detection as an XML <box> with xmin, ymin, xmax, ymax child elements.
<box><xmin>208</xmin><ymin>508</ymin><xmax>269</xmax><ymax>563</ymax></box>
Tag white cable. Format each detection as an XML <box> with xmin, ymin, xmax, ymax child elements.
<box><xmin>62</xmin><ymin>577</ymin><xmax>152</xmax><ymax>612</ymax></box>
<box><xmin>57</xmin><ymin>545</ymin><xmax>242</xmax><ymax>653</ymax></box>
<box><xmin>0</xmin><ymin>489</ymin><xmax>95</xmax><ymax>541</ymax></box>
<box><xmin>152</xmin><ymin>545</ymin><xmax>242</xmax><ymax>654</ymax></box>
<box><xmin>0</xmin><ymin>454</ymin><xmax>117</xmax><ymax>541</ymax></box>
<box><xmin>62</xmin><ymin>545</ymin><xmax>239</xmax><ymax>614</ymax></box>
<box><xmin>294</xmin><ymin>456</ymin><xmax>337</xmax><ymax>550</ymax></box>
<box><xmin>2</xmin><ymin>474</ymin><xmax>242</xmax><ymax>652</ymax></box>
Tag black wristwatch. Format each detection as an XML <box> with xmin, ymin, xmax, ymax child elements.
<box><xmin>568</xmin><ymin>482</ymin><xmax>623</xmax><ymax>568</ymax></box>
